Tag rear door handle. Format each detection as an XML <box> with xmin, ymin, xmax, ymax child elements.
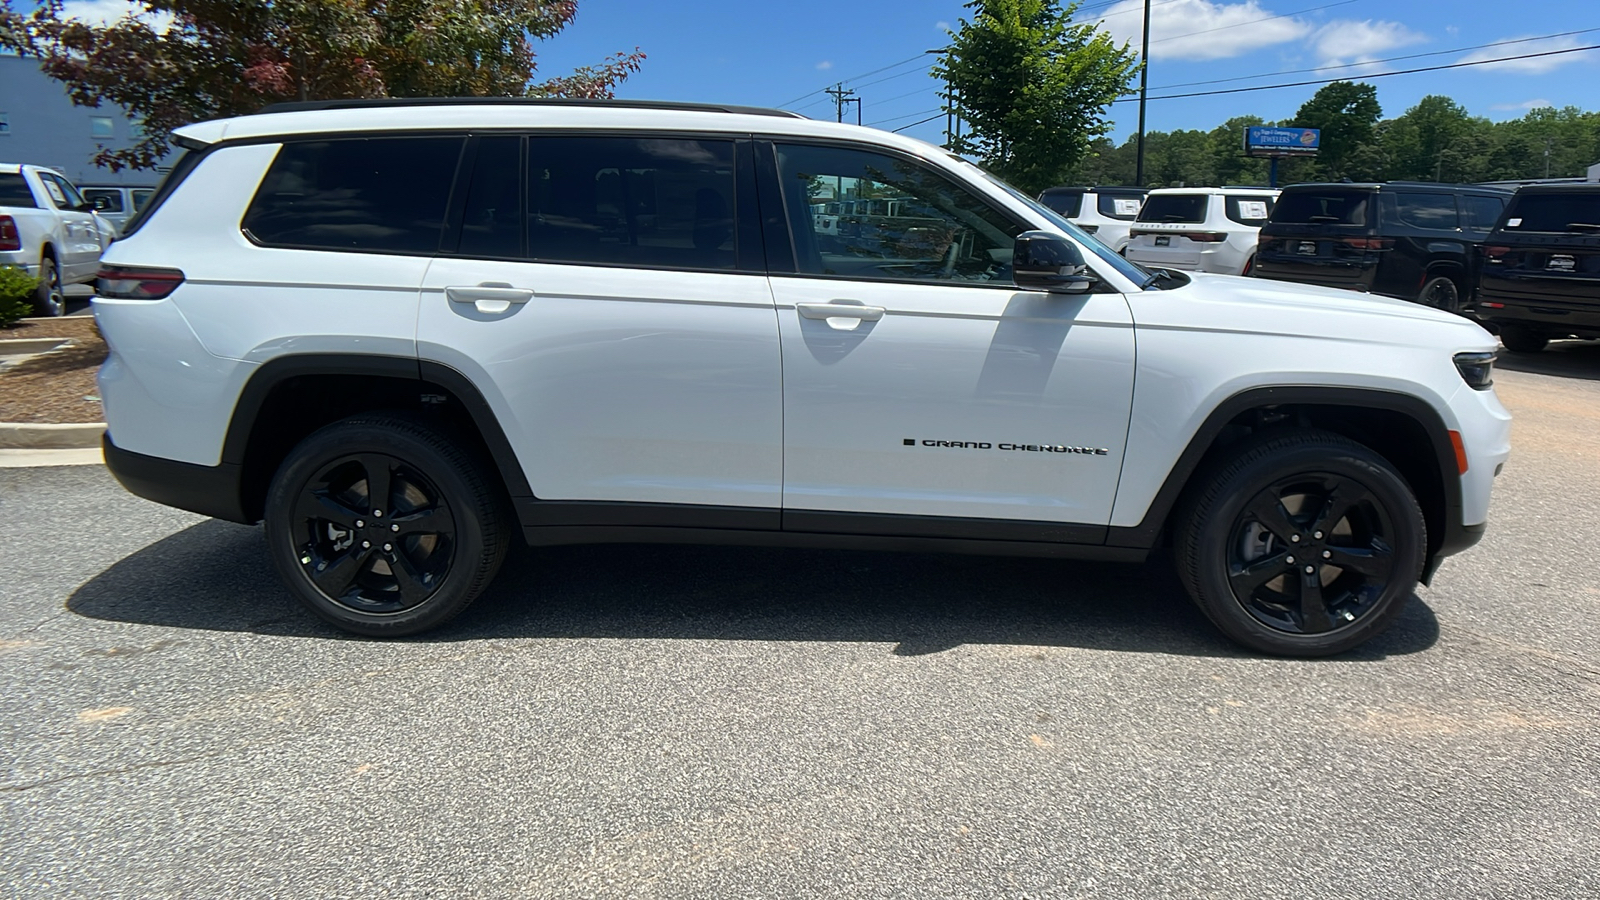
<box><xmin>796</xmin><ymin>301</ymin><xmax>886</xmax><ymax>331</ymax></box>
<box><xmin>446</xmin><ymin>282</ymin><xmax>535</xmax><ymax>315</ymax></box>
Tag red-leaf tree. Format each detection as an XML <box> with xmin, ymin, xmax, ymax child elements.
<box><xmin>0</xmin><ymin>1</ymin><xmax>644</xmax><ymax>171</ymax></box>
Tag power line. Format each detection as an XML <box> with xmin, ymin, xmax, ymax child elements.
<box><xmin>1110</xmin><ymin>42</ymin><xmax>1600</xmax><ymax>103</ymax></box>
<box><xmin>1143</xmin><ymin>26</ymin><xmax>1600</xmax><ymax>92</ymax></box>
<box><xmin>868</xmin><ymin>107</ymin><xmax>943</xmax><ymax>127</ymax></box>
<box><xmin>776</xmin><ymin>52</ymin><xmax>930</xmax><ymax>107</ymax></box>
<box><xmin>891</xmin><ymin>113</ymin><xmax>948</xmax><ymax>134</ymax></box>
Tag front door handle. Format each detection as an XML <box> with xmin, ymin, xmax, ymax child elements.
<box><xmin>446</xmin><ymin>282</ymin><xmax>535</xmax><ymax>315</ymax></box>
<box><xmin>796</xmin><ymin>301</ymin><xmax>886</xmax><ymax>331</ymax></box>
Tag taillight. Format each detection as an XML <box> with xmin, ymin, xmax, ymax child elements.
<box><xmin>96</xmin><ymin>264</ymin><xmax>185</xmax><ymax>300</ymax></box>
<box><xmin>1183</xmin><ymin>232</ymin><xmax>1227</xmax><ymax>243</ymax></box>
<box><xmin>0</xmin><ymin>216</ymin><xmax>19</xmax><ymax>252</ymax></box>
<box><xmin>1341</xmin><ymin>237</ymin><xmax>1393</xmax><ymax>250</ymax></box>
<box><xmin>1482</xmin><ymin>245</ymin><xmax>1510</xmax><ymax>260</ymax></box>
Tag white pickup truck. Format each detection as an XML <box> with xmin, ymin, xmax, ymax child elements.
<box><xmin>1</xmin><ymin>163</ymin><xmax>115</xmax><ymax>316</ymax></box>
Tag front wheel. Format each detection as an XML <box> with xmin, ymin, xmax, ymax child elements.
<box><xmin>1498</xmin><ymin>325</ymin><xmax>1549</xmax><ymax>354</ymax></box>
<box><xmin>263</xmin><ymin>414</ymin><xmax>509</xmax><ymax>636</ymax></box>
<box><xmin>1418</xmin><ymin>275</ymin><xmax>1460</xmax><ymax>313</ymax></box>
<box><xmin>1176</xmin><ymin>431</ymin><xmax>1426</xmax><ymax>657</ymax></box>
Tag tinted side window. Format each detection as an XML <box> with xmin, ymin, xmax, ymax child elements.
<box><xmin>1500</xmin><ymin>193</ymin><xmax>1600</xmax><ymax>233</ymax></box>
<box><xmin>1097</xmin><ymin>192</ymin><xmax>1144</xmax><ymax>220</ymax></box>
<box><xmin>1394</xmin><ymin>192</ymin><xmax>1459</xmax><ymax>230</ymax></box>
<box><xmin>456</xmin><ymin>136</ymin><xmax>522</xmax><ymax>259</ymax></box>
<box><xmin>43</xmin><ymin>173</ymin><xmax>85</xmax><ymax>209</ymax></box>
<box><xmin>1225</xmin><ymin>195</ymin><xmax>1274</xmax><ymax>225</ymax></box>
<box><xmin>1272</xmin><ymin>190</ymin><xmax>1371</xmax><ymax>226</ymax></box>
<box><xmin>243</xmin><ymin>137</ymin><xmax>464</xmax><ymax>253</ymax></box>
<box><xmin>82</xmin><ymin>188</ymin><xmax>124</xmax><ymax>212</ymax></box>
<box><xmin>1138</xmin><ymin>194</ymin><xmax>1208</xmax><ymax>223</ymax></box>
<box><xmin>0</xmin><ymin>173</ymin><xmax>36</xmax><ymax>208</ymax></box>
<box><xmin>1039</xmin><ymin>189</ymin><xmax>1083</xmax><ymax>217</ymax></box>
<box><xmin>776</xmin><ymin>143</ymin><xmax>1020</xmax><ymax>285</ymax></box>
<box><xmin>132</xmin><ymin>190</ymin><xmax>153</xmax><ymax>210</ymax></box>
<box><xmin>528</xmin><ymin>137</ymin><xmax>737</xmax><ymax>270</ymax></box>
<box><xmin>1463</xmin><ymin>195</ymin><xmax>1505</xmax><ymax>230</ymax></box>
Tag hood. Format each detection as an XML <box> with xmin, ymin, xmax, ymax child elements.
<box><xmin>1129</xmin><ymin>271</ymin><xmax>1495</xmax><ymax>349</ymax></box>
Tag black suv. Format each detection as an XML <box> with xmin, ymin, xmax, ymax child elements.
<box><xmin>1253</xmin><ymin>182</ymin><xmax>1510</xmax><ymax>311</ymax></box>
<box><xmin>1474</xmin><ymin>184</ymin><xmax>1600</xmax><ymax>352</ymax></box>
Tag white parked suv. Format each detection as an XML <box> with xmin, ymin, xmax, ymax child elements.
<box><xmin>1124</xmin><ymin>187</ymin><xmax>1279</xmax><ymax>276</ymax></box>
<box><xmin>1037</xmin><ymin>185</ymin><xmax>1147</xmax><ymax>253</ymax></box>
<box><xmin>95</xmin><ymin>99</ymin><xmax>1511</xmax><ymax>656</ymax></box>
<box><xmin>1</xmin><ymin>163</ymin><xmax>115</xmax><ymax>315</ymax></box>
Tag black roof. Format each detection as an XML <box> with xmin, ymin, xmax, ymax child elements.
<box><xmin>1513</xmin><ymin>182</ymin><xmax>1600</xmax><ymax>193</ymax></box>
<box><xmin>1281</xmin><ymin>181</ymin><xmax>1511</xmax><ymax>194</ymax></box>
<box><xmin>1040</xmin><ymin>185</ymin><xmax>1148</xmax><ymax>194</ymax></box>
<box><xmin>254</xmin><ymin>97</ymin><xmax>806</xmax><ymax>119</ymax></box>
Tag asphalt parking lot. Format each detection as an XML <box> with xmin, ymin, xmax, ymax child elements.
<box><xmin>3</xmin><ymin>343</ymin><xmax>1598</xmax><ymax>899</ymax></box>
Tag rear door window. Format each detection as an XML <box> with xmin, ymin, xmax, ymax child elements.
<box><xmin>1138</xmin><ymin>194</ymin><xmax>1208</xmax><ymax>223</ymax></box>
<box><xmin>82</xmin><ymin>188</ymin><xmax>124</xmax><ymax>213</ymax></box>
<box><xmin>131</xmin><ymin>189</ymin><xmax>153</xmax><ymax>210</ymax></box>
<box><xmin>1038</xmin><ymin>189</ymin><xmax>1084</xmax><ymax>218</ymax></box>
<box><xmin>243</xmin><ymin>136</ymin><xmax>465</xmax><ymax>254</ymax></box>
<box><xmin>0</xmin><ymin>173</ymin><xmax>36</xmax><ymax>208</ymax></box>
<box><xmin>1463</xmin><ymin>195</ymin><xmax>1506</xmax><ymax>230</ymax></box>
<box><xmin>1500</xmin><ymin>193</ymin><xmax>1600</xmax><ymax>233</ymax></box>
<box><xmin>1271</xmin><ymin>190</ymin><xmax>1372</xmax><ymax>226</ymax></box>
<box><xmin>527</xmin><ymin>136</ymin><xmax>738</xmax><ymax>270</ymax></box>
<box><xmin>1225</xmin><ymin>195</ymin><xmax>1274</xmax><ymax>225</ymax></box>
<box><xmin>1394</xmin><ymin>192</ymin><xmax>1459</xmax><ymax>230</ymax></box>
<box><xmin>1097</xmin><ymin>192</ymin><xmax>1145</xmax><ymax>220</ymax></box>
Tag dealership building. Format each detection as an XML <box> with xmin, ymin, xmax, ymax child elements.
<box><xmin>0</xmin><ymin>54</ymin><xmax>167</xmax><ymax>186</ymax></box>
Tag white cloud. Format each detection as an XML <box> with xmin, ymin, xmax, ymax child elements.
<box><xmin>1310</xmin><ymin>19</ymin><xmax>1427</xmax><ymax>72</ymax></box>
<box><xmin>1459</xmin><ymin>35</ymin><xmax>1592</xmax><ymax>74</ymax></box>
<box><xmin>936</xmin><ymin>21</ymin><xmax>950</xmax><ymax>32</ymax></box>
<box><xmin>1490</xmin><ymin>98</ymin><xmax>1553</xmax><ymax>111</ymax></box>
<box><xmin>815</xmin><ymin>60</ymin><xmax>833</xmax><ymax>71</ymax></box>
<box><xmin>1095</xmin><ymin>0</ymin><xmax>1311</xmax><ymax>62</ymax></box>
<box><xmin>60</xmin><ymin>0</ymin><xmax>172</xmax><ymax>31</ymax></box>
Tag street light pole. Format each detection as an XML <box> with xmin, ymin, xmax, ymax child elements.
<box><xmin>1135</xmin><ymin>0</ymin><xmax>1151</xmax><ymax>186</ymax></box>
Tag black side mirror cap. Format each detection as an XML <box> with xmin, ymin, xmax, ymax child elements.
<box><xmin>1013</xmin><ymin>230</ymin><xmax>1098</xmax><ymax>293</ymax></box>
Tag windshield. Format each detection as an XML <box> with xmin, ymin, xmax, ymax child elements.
<box><xmin>1138</xmin><ymin>194</ymin><xmax>1209</xmax><ymax>223</ymax></box>
<box><xmin>975</xmin><ymin>169</ymin><xmax>1154</xmax><ymax>287</ymax></box>
<box><xmin>1501</xmin><ymin>192</ymin><xmax>1600</xmax><ymax>233</ymax></box>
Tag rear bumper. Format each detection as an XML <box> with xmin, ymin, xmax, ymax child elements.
<box><xmin>1254</xmin><ymin>258</ymin><xmax>1375</xmax><ymax>291</ymax></box>
<box><xmin>1475</xmin><ymin>294</ymin><xmax>1600</xmax><ymax>337</ymax></box>
<box><xmin>103</xmin><ymin>433</ymin><xmax>253</xmax><ymax>523</ymax></box>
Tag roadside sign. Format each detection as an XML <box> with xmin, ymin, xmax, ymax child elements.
<box><xmin>1244</xmin><ymin>126</ymin><xmax>1321</xmax><ymax>158</ymax></box>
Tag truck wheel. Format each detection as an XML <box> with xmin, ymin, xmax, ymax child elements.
<box><xmin>263</xmin><ymin>413</ymin><xmax>510</xmax><ymax>636</ymax></box>
<box><xmin>33</xmin><ymin>257</ymin><xmax>66</xmax><ymax>317</ymax></box>
<box><xmin>1498</xmin><ymin>325</ymin><xmax>1549</xmax><ymax>354</ymax></box>
<box><xmin>1418</xmin><ymin>275</ymin><xmax>1460</xmax><ymax>313</ymax></box>
<box><xmin>1176</xmin><ymin>430</ymin><xmax>1426</xmax><ymax>657</ymax></box>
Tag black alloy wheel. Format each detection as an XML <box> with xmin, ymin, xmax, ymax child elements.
<box><xmin>292</xmin><ymin>453</ymin><xmax>456</xmax><ymax>615</ymax></box>
<box><xmin>1418</xmin><ymin>275</ymin><xmax>1460</xmax><ymax>314</ymax></box>
<box><xmin>1177</xmin><ymin>430</ymin><xmax>1426</xmax><ymax>656</ymax></box>
<box><xmin>264</xmin><ymin>414</ymin><xmax>508</xmax><ymax>636</ymax></box>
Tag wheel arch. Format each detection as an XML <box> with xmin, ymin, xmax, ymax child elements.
<box><xmin>1108</xmin><ymin>386</ymin><xmax>1462</xmax><ymax>573</ymax></box>
<box><xmin>222</xmin><ymin>354</ymin><xmax>531</xmax><ymax>523</ymax></box>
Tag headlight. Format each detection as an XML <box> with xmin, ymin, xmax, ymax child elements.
<box><xmin>1453</xmin><ymin>351</ymin><xmax>1496</xmax><ymax>390</ymax></box>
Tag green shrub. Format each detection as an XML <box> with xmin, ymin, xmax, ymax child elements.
<box><xmin>0</xmin><ymin>265</ymin><xmax>38</xmax><ymax>327</ymax></box>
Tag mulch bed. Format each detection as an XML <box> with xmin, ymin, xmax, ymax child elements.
<box><xmin>0</xmin><ymin>317</ymin><xmax>108</xmax><ymax>424</ymax></box>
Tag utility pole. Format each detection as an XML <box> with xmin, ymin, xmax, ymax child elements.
<box><xmin>824</xmin><ymin>84</ymin><xmax>858</xmax><ymax>124</ymax></box>
<box><xmin>1134</xmin><ymin>0</ymin><xmax>1151</xmax><ymax>186</ymax></box>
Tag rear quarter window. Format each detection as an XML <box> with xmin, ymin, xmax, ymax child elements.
<box><xmin>1463</xmin><ymin>195</ymin><xmax>1506</xmax><ymax>230</ymax></box>
<box><xmin>243</xmin><ymin>136</ymin><xmax>466</xmax><ymax>254</ymax></box>
<box><xmin>1394</xmin><ymin>192</ymin><xmax>1459</xmax><ymax>230</ymax></box>
<box><xmin>1138</xmin><ymin>194</ymin><xmax>1208</xmax><ymax>224</ymax></box>
<box><xmin>1097</xmin><ymin>193</ymin><xmax>1144</xmax><ymax>220</ymax></box>
<box><xmin>1225</xmin><ymin>195</ymin><xmax>1274</xmax><ymax>225</ymax></box>
<box><xmin>1500</xmin><ymin>193</ymin><xmax>1600</xmax><ymax>233</ymax></box>
<box><xmin>0</xmin><ymin>173</ymin><xmax>37</xmax><ymax>208</ymax></box>
<box><xmin>1038</xmin><ymin>190</ymin><xmax>1084</xmax><ymax>218</ymax></box>
<box><xmin>1270</xmin><ymin>190</ymin><xmax>1372</xmax><ymax>226</ymax></box>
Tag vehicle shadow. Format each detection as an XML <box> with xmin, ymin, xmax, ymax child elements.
<box><xmin>1495</xmin><ymin>340</ymin><xmax>1600</xmax><ymax>382</ymax></box>
<box><xmin>65</xmin><ymin>519</ymin><xmax>1440</xmax><ymax>661</ymax></box>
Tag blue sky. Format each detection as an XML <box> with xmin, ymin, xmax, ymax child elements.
<box><xmin>528</xmin><ymin>0</ymin><xmax>1599</xmax><ymax>146</ymax></box>
<box><xmin>54</xmin><ymin>0</ymin><xmax>1599</xmax><ymax>147</ymax></box>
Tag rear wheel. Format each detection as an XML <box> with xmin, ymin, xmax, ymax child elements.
<box><xmin>264</xmin><ymin>414</ymin><xmax>509</xmax><ymax>636</ymax></box>
<box><xmin>33</xmin><ymin>257</ymin><xmax>65</xmax><ymax>317</ymax></box>
<box><xmin>1499</xmin><ymin>325</ymin><xmax>1549</xmax><ymax>354</ymax></box>
<box><xmin>1418</xmin><ymin>275</ymin><xmax>1460</xmax><ymax>313</ymax></box>
<box><xmin>1177</xmin><ymin>430</ymin><xmax>1426</xmax><ymax>657</ymax></box>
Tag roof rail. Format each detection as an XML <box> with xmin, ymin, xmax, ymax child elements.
<box><xmin>253</xmin><ymin>97</ymin><xmax>807</xmax><ymax>119</ymax></box>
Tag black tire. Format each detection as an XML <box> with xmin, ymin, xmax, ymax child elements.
<box><xmin>1498</xmin><ymin>325</ymin><xmax>1549</xmax><ymax>354</ymax></box>
<box><xmin>1176</xmin><ymin>430</ymin><xmax>1426</xmax><ymax>657</ymax></box>
<box><xmin>263</xmin><ymin>413</ymin><xmax>510</xmax><ymax>636</ymax></box>
<box><xmin>33</xmin><ymin>256</ymin><xmax>66</xmax><ymax>317</ymax></box>
<box><xmin>1418</xmin><ymin>275</ymin><xmax>1460</xmax><ymax>313</ymax></box>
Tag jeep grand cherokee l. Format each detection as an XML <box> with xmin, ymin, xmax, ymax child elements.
<box><xmin>94</xmin><ymin>99</ymin><xmax>1511</xmax><ymax>656</ymax></box>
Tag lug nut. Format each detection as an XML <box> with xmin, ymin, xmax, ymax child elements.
<box><xmin>1314</xmin><ymin>530</ymin><xmax>1324</xmax><ymax>539</ymax></box>
<box><xmin>1305</xmin><ymin>565</ymin><xmax>1316</xmax><ymax>574</ymax></box>
<box><xmin>1323</xmin><ymin>550</ymin><xmax>1332</xmax><ymax>559</ymax></box>
<box><xmin>362</xmin><ymin>541</ymin><xmax>371</xmax><ymax>549</ymax></box>
<box><xmin>391</xmin><ymin>524</ymin><xmax>399</xmax><ymax>532</ymax></box>
<box><xmin>383</xmin><ymin>543</ymin><xmax>392</xmax><ymax>552</ymax></box>
<box><xmin>1291</xmin><ymin>535</ymin><xmax>1301</xmax><ymax>543</ymax></box>
<box><xmin>356</xmin><ymin>520</ymin><xmax>365</xmax><ymax>528</ymax></box>
<box><xmin>1286</xmin><ymin>556</ymin><xmax>1295</xmax><ymax>564</ymax></box>
<box><xmin>373</xmin><ymin>510</ymin><xmax>383</xmax><ymax>517</ymax></box>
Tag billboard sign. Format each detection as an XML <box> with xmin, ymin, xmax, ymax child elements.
<box><xmin>1244</xmin><ymin>126</ymin><xmax>1321</xmax><ymax>157</ymax></box>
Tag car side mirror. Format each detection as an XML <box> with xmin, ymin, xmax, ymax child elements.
<box><xmin>1013</xmin><ymin>230</ymin><xmax>1098</xmax><ymax>293</ymax></box>
<box><xmin>81</xmin><ymin>199</ymin><xmax>106</xmax><ymax>213</ymax></box>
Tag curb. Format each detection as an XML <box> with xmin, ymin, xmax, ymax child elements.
<box><xmin>0</xmin><ymin>422</ymin><xmax>105</xmax><ymax>450</ymax></box>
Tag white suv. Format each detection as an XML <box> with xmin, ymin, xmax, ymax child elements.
<box><xmin>1124</xmin><ymin>187</ymin><xmax>1279</xmax><ymax>275</ymax></box>
<box><xmin>1037</xmin><ymin>185</ymin><xmax>1146</xmax><ymax>253</ymax></box>
<box><xmin>95</xmin><ymin>99</ymin><xmax>1511</xmax><ymax>656</ymax></box>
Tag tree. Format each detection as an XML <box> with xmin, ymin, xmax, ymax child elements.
<box><xmin>1291</xmin><ymin>81</ymin><xmax>1381</xmax><ymax>180</ymax></box>
<box><xmin>933</xmin><ymin>0</ymin><xmax>1139</xmax><ymax>194</ymax></box>
<box><xmin>0</xmin><ymin>0</ymin><xmax>644</xmax><ymax>171</ymax></box>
